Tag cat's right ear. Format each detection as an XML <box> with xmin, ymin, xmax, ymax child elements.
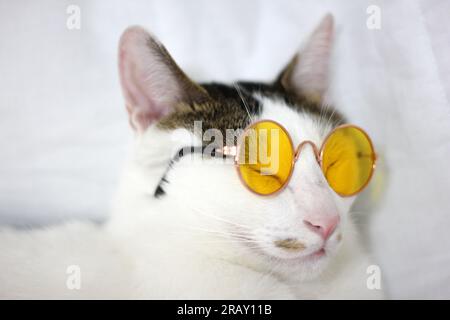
<box><xmin>119</xmin><ymin>27</ymin><xmax>209</xmax><ymax>133</ymax></box>
<box><xmin>275</xmin><ymin>14</ymin><xmax>334</xmax><ymax>102</ymax></box>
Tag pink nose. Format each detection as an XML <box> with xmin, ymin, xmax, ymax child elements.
<box><xmin>303</xmin><ymin>214</ymin><xmax>340</xmax><ymax>240</ymax></box>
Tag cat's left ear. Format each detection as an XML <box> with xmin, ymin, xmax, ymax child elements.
<box><xmin>276</xmin><ymin>14</ymin><xmax>334</xmax><ymax>102</ymax></box>
<box><xmin>118</xmin><ymin>26</ymin><xmax>210</xmax><ymax>133</ymax></box>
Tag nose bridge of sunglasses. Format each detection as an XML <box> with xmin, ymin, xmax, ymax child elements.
<box><xmin>294</xmin><ymin>141</ymin><xmax>320</xmax><ymax>163</ymax></box>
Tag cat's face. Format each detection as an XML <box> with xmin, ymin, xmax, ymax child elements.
<box><xmin>118</xmin><ymin>15</ymin><xmax>357</xmax><ymax>280</ymax></box>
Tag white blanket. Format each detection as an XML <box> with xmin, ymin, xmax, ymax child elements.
<box><xmin>0</xmin><ymin>0</ymin><xmax>449</xmax><ymax>298</ymax></box>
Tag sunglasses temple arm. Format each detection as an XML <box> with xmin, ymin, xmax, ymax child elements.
<box><xmin>203</xmin><ymin>146</ymin><xmax>237</xmax><ymax>160</ymax></box>
<box><xmin>175</xmin><ymin>146</ymin><xmax>238</xmax><ymax>160</ymax></box>
<box><xmin>217</xmin><ymin>146</ymin><xmax>237</xmax><ymax>157</ymax></box>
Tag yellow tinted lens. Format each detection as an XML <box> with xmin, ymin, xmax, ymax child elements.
<box><xmin>321</xmin><ymin>126</ymin><xmax>375</xmax><ymax>196</ymax></box>
<box><xmin>237</xmin><ymin>121</ymin><xmax>294</xmax><ymax>195</ymax></box>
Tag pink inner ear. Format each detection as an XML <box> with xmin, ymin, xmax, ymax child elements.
<box><xmin>118</xmin><ymin>26</ymin><xmax>181</xmax><ymax>133</ymax></box>
<box><xmin>291</xmin><ymin>14</ymin><xmax>334</xmax><ymax>100</ymax></box>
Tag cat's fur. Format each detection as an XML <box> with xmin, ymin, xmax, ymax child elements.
<box><xmin>0</xmin><ymin>14</ymin><xmax>383</xmax><ymax>299</ymax></box>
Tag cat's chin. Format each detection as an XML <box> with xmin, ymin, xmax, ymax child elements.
<box><xmin>278</xmin><ymin>254</ymin><xmax>332</xmax><ymax>280</ymax></box>
<box><xmin>248</xmin><ymin>246</ymin><xmax>334</xmax><ymax>280</ymax></box>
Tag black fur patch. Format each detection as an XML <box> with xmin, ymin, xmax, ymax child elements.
<box><xmin>157</xmin><ymin>81</ymin><xmax>345</xmax><ymax>143</ymax></box>
<box><xmin>158</xmin><ymin>82</ymin><xmax>261</xmax><ymax>140</ymax></box>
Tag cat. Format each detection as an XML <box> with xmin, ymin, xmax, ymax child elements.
<box><xmin>0</xmin><ymin>14</ymin><xmax>383</xmax><ymax>299</ymax></box>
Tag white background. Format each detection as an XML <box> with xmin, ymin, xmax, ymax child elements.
<box><xmin>0</xmin><ymin>0</ymin><xmax>449</xmax><ymax>298</ymax></box>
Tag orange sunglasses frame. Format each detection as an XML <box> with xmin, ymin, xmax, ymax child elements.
<box><xmin>218</xmin><ymin>119</ymin><xmax>377</xmax><ymax>197</ymax></box>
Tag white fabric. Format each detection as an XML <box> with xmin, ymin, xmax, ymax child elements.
<box><xmin>0</xmin><ymin>0</ymin><xmax>449</xmax><ymax>298</ymax></box>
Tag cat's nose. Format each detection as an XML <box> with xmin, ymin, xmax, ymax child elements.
<box><xmin>303</xmin><ymin>214</ymin><xmax>340</xmax><ymax>240</ymax></box>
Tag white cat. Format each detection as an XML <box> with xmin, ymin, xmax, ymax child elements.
<box><xmin>0</xmin><ymin>14</ymin><xmax>383</xmax><ymax>299</ymax></box>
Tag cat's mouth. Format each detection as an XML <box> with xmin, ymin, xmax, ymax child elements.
<box><xmin>274</xmin><ymin>246</ymin><xmax>327</xmax><ymax>262</ymax></box>
<box><xmin>251</xmin><ymin>238</ymin><xmax>330</xmax><ymax>265</ymax></box>
<box><xmin>307</xmin><ymin>247</ymin><xmax>326</xmax><ymax>257</ymax></box>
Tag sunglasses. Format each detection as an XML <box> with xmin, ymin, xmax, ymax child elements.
<box><xmin>175</xmin><ymin>120</ymin><xmax>376</xmax><ymax>197</ymax></box>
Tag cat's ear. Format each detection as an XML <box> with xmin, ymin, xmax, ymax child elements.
<box><xmin>119</xmin><ymin>26</ymin><xmax>209</xmax><ymax>133</ymax></box>
<box><xmin>276</xmin><ymin>14</ymin><xmax>334</xmax><ymax>102</ymax></box>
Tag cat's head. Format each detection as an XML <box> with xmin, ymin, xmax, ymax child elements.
<box><xmin>116</xmin><ymin>15</ymin><xmax>357</xmax><ymax>280</ymax></box>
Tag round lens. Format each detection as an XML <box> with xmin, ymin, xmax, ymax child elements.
<box><xmin>237</xmin><ymin>121</ymin><xmax>294</xmax><ymax>195</ymax></box>
<box><xmin>321</xmin><ymin>126</ymin><xmax>375</xmax><ymax>196</ymax></box>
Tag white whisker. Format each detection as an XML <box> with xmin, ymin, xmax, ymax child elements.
<box><xmin>233</xmin><ymin>82</ymin><xmax>254</xmax><ymax>123</ymax></box>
